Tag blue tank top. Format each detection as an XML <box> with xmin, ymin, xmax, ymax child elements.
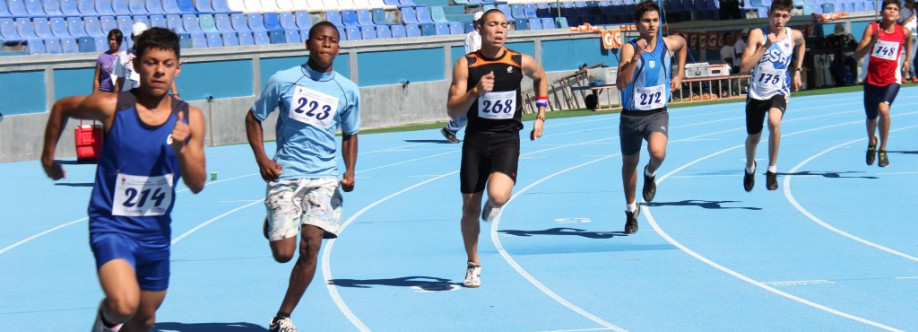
<box><xmin>622</xmin><ymin>35</ymin><xmax>672</xmax><ymax>111</ymax></box>
<box><xmin>88</xmin><ymin>91</ymin><xmax>188</xmax><ymax>243</ymax></box>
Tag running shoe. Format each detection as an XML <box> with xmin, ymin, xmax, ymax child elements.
<box><xmin>624</xmin><ymin>209</ymin><xmax>639</xmax><ymax>234</ymax></box>
<box><xmin>481</xmin><ymin>200</ymin><xmax>502</xmax><ymax>222</ymax></box>
<box><xmin>766</xmin><ymin>171</ymin><xmax>778</xmax><ymax>191</ymax></box>
<box><xmin>642</xmin><ymin>165</ymin><xmax>656</xmax><ymax>202</ymax></box>
<box><xmin>263</xmin><ymin>217</ymin><xmax>269</xmax><ymax>239</ymax></box>
<box><xmin>463</xmin><ymin>262</ymin><xmax>481</xmax><ymax>288</ymax></box>
<box><xmin>441</xmin><ymin>127</ymin><xmax>459</xmax><ymax>143</ymax></box>
<box><xmin>878</xmin><ymin>150</ymin><xmax>889</xmax><ymax>167</ymax></box>
<box><xmin>866</xmin><ymin>140</ymin><xmax>877</xmax><ymax>165</ymax></box>
<box><xmin>269</xmin><ymin>317</ymin><xmax>297</xmax><ymax>332</ymax></box>
<box><xmin>92</xmin><ymin>310</ymin><xmax>122</xmax><ymax>332</ymax></box>
<box><xmin>744</xmin><ymin>161</ymin><xmax>756</xmax><ymax>192</ymax></box>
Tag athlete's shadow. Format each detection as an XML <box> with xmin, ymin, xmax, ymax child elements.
<box><xmin>644</xmin><ymin>200</ymin><xmax>762</xmax><ymax>210</ymax></box>
<box><xmin>885</xmin><ymin>150</ymin><xmax>918</xmax><ymax>155</ymax></box>
<box><xmin>152</xmin><ymin>322</ymin><xmax>266</xmax><ymax>332</ymax></box>
<box><xmin>329</xmin><ymin>276</ymin><xmax>459</xmax><ymax>291</ymax></box>
<box><xmin>56</xmin><ymin>159</ymin><xmax>97</xmax><ymax>165</ymax></box>
<box><xmin>500</xmin><ymin>228</ymin><xmax>624</xmax><ymax>238</ymax></box>
<box><xmin>403</xmin><ymin>139</ymin><xmax>459</xmax><ymax>144</ymax></box>
<box><xmin>777</xmin><ymin>170</ymin><xmax>877</xmax><ymax>179</ymax></box>
<box><xmin>54</xmin><ymin>182</ymin><xmax>94</xmax><ymax>187</ymax></box>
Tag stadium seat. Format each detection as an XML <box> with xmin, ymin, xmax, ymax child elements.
<box><xmin>419</xmin><ymin>22</ymin><xmax>434</xmax><ymax>36</ymax></box>
<box><xmin>376</xmin><ymin>24</ymin><xmax>391</xmax><ymax>38</ymax></box>
<box><xmin>44</xmin><ymin>0</ymin><xmax>65</xmax><ymax>16</ymax></box>
<box><xmin>398</xmin><ymin>0</ymin><xmax>415</xmax><ymax>6</ymax></box>
<box><xmin>390</xmin><ymin>23</ymin><xmax>405</xmax><ymax>38</ymax></box>
<box><xmin>325</xmin><ymin>10</ymin><xmax>344</xmax><ymax>28</ymax></box>
<box><xmin>497</xmin><ymin>4</ymin><xmax>513</xmax><ymax>19</ymax></box>
<box><xmin>356</xmin><ymin>9</ymin><xmax>373</xmax><ymax>26</ymax></box>
<box><xmin>294</xmin><ymin>11</ymin><xmax>311</xmax><ymax>28</ymax></box>
<box><xmin>100</xmin><ymin>16</ymin><xmax>118</xmax><ymax>35</ymax></box>
<box><xmin>511</xmin><ymin>4</ymin><xmax>526</xmax><ymax>20</ymax></box>
<box><xmin>24</xmin><ymin>0</ymin><xmax>45</xmax><ymax>17</ymax></box>
<box><xmin>134</xmin><ymin>15</ymin><xmax>150</xmax><ymax>29</ymax></box>
<box><xmin>268</xmin><ymin>29</ymin><xmax>284</xmax><ymax>43</ymax></box>
<box><xmin>246</xmin><ymin>13</ymin><xmax>267</xmax><ymax>31</ymax></box>
<box><xmin>253</xmin><ymin>29</ymin><xmax>270</xmax><ymax>44</ymax></box>
<box><xmin>0</xmin><ymin>0</ymin><xmax>11</xmax><ymax>18</ymax></box>
<box><xmin>75</xmin><ymin>35</ymin><xmax>96</xmax><ymax>52</ymax></box>
<box><xmin>222</xmin><ymin>31</ymin><xmax>239</xmax><ymax>45</ymax></box>
<box><xmin>15</xmin><ymin>18</ymin><xmax>39</xmax><ymax>39</ymax></box>
<box><xmin>48</xmin><ymin>17</ymin><xmax>68</xmax><ymax>37</ymax></box>
<box><xmin>341</xmin><ymin>10</ymin><xmax>359</xmax><ymax>26</ymax></box>
<box><xmin>284</xmin><ymin>29</ymin><xmax>299</xmax><ymax>43</ymax></box>
<box><xmin>264</xmin><ymin>12</ymin><xmax>282</xmax><ymax>31</ymax></box>
<box><xmin>360</xmin><ymin>25</ymin><xmax>375</xmax><ymax>39</ymax></box>
<box><xmin>238</xmin><ymin>31</ymin><xmax>254</xmax><ymax>45</ymax></box>
<box><xmin>554</xmin><ymin>16</ymin><xmax>567</xmax><ymax>28</ymax></box>
<box><xmin>45</xmin><ymin>38</ymin><xmax>62</xmax><ymax>53</ymax></box>
<box><xmin>146</xmin><ymin>0</ymin><xmax>165</xmax><ymax>14</ymax></box>
<box><xmin>96</xmin><ymin>0</ymin><xmax>115</xmax><ymax>14</ymax></box>
<box><xmin>28</xmin><ymin>39</ymin><xmax>47</xmax><ymax>54</ymax></box>
<box><xmin>383</xmin><ymin>0</ymin><xmax>398</xmax><ymax>6</ymax></box>
<box><xmin>84</xmin><ymin>16</ymin><xmax>105</xmax><ymax>36</ymax></box>
<box><xmin>149</xmin><ymin>14</ymin><xmax>167</xmax><ymax>28</ymax></box>
<box><xmin>61</xmin><ymin>37</ymin><xmax>80</xmax><ymax>53</ymax></box>
<box><xmin>279</xmin><ymin>12</ymin><xmax>297</xmax><ymax>29</ymax></box>
<box><xmin>448</xmin><ymin>21</ymin><xmax>461</xmax><ymax>34</ymax></box>
<box><xmin>113</xmin><ymin>0</ymin><xmax>132</xmax><ymax>15</ymax></box>
<box><xmin>182</xmin><ymin>14</ymin><xmax>202</xmax><ymax>33</ymax></box>
<box><xmin>67</xmin><ymin>17</ymin><xmax>87</xmax><ymax>37</ymax></box>
<box><xmin>162</xmin><ymin>0</ymin><xmax>182</xmax><ymax>14</ymax></box>
<box><xmin>371</xmin><ymin>8</ymin><xmax>387</xmax><ymax>25</ymax></box>
<box><xmin>434</xmin><ymin>22</ymin><xmax>448</xmax><ymax>35</ymax></box>
<box><xmin>165</xmin><ymin>14</ymin><xmax>184</xmax><ymax>32</ymax></box>
<box><xmin>344</xmin><ymin>26</ymin><xmax>360</xmax><ymax>40</ymax></box>
<box><xmin>415</xmin><ymin>6</ymin><xmax>434</xmax><ymax>24</ymax></box>
<box><xmin>213</xmin><ymin>0</ymin><xmax>233</xmax><ymax>13</ymax></box>
<box><xmin>540</xmin><ymin>17</ymin><xmax>554</xmax><ymax>29</ymax></box>
<box><xmin>430</xmin><ymin>6</ymin><xmax>448</xmax><ymax>23</ymax></box>
<box><xmin>200</xmin><ymin>14</ymin><xmax>219</xmax><ymax>32</ymax></box>
<box><xmin>129</xmin><ymin>0</ymin><xmax>146</xmax><ymax>14</ymax></box>
<box><xmin>513</xmin><ymin>18</ymin><xmax>528</xmax><ymax>30</ymax></box>
<box><xmin>463</xmin><ymin>21</ymin><xmax>473</xmax><ymax>33</ymax></box>
<box><xmin>214</xmin><ymin>13</ymin><xmax>232</xmax><ymax>31</ymax></box>
<box><xmin>7</xmin><ymin>0</ymin><xmax>28</xmax><ymax>17</ymax></box>
<box><xmin>206</xmin><ymin>32</ymin><xmax>222</xmax><ymax>46</ymax></box>
<box><xmin>189</xmin><ymin>31</ymin><xmax>206</xmax><ymax>47</ymax></box>
<box><xmin>404</xmin><ymin>23</ymin><xmax>419</xmax><ymax>37</ymax></box>
<box><xmin>528</xmin><ymin>18</ymin><xmax>541</xmax><ymax>30</ymax></box>
<box><xmin>230</xmin><ymin>13</ymin><xmax>249</xmax><ymax>32</ymax></box>
<box><xmin>177</xmin><ymin>0</ymin><xmax>196</xmax><ymax>13</ymax></box>
<box><xmin>400</xmin><ymin>7</ymin><xmax>418</xmax><ymax>24</ymax></box>
<box><xmin>93</xmin><ymin>35</ymin><xmax>106</xmax><ymax>51</ymax></box>
<box><xmin>336</xmin><ymin>25</ymin><xmax>346</xmax><ymax>40</ymax></box>
<box><xmin>524</xmin><ymin>4</ymin><xmax>537</xmax><ymax>18</ymax></box>
<box><xmin>34</xmin><ymin>18</ymin><xmax>55</xmax><ymax>38</ymax></box>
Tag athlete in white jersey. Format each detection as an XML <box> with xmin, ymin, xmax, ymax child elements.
<box><xmin>739</xmin><ymin>0</ymin><xmax>805</xmax><ymax>192</ymax></box>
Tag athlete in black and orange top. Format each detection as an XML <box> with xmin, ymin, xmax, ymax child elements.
<box><xmin>446</xmin><ymin>8</ymin><xmax>548</xmax><ymax>288</ymax></box>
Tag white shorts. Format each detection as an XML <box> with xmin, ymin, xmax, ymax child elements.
<box><xmin>265</xmin><ymin>178</ymin><xmax>343</xmax><ymax>240</ymax></box>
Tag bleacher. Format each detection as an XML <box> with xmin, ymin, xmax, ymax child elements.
<box><xmin>0</xmin><ymin>0</ymin><xmax>881</xmax><ymax>55</ymax></box>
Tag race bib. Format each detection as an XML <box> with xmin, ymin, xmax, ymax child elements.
<box><xmin>633</xmin><ymin>84</ymin><xmax>666</xmax><ymax>110</ymax></box>
<box><xmin>289</xmin><ymin>85</ymin><xmax>339</xmax><ymax>129</ymax></box>
<box><xmin>872</xmin><ymin>40</ymin><xmax>900</xmax><ymax>61</ymax></box>
<box><xmin>112</xmin><ymin>173</ymin><xmax>174</xmax><ymax>217</ymax></box>
<box><xmin>753</xmin><ymin>68</ymin><xmax>784</xmax><ymax>88</ymax></box>
<box><xmin>477</xmin><ymin>90</ymin><xmax>517</xmax><ymax>120</ymax></box>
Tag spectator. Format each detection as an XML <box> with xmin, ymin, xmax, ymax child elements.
<box><xmin>719</xmin><ymin>33</ymin><xmax>736</xmax><ymax>69</ymax></box>
<box><xmin>733</xmin><ymin>29</ymin><xmax>748</xmax><ymax>70</ymax></box>
<box><xmin>719</xmin><ymin>0</ymin><xmax>745</xmax><ymax>20</ymax></box>
<box><xmin>92</xmin><ymin>29</ymin><xmax>123</xmax><ymax>93</ymax></box>
<box><xmin>828</xmin><ymin>23</ymin><xmax>858</xmax><ymax>86</ymax></box>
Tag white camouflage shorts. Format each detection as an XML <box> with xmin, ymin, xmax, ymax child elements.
<box><xmin>265</xmin><ymin>178</ymin><xmax>343</xmax><ymax>240</ymax></box>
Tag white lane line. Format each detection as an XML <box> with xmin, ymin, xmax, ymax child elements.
<box><xmin>783</xmin><ymin>123</ymin><xmax>918</xmax><ymax>263</ymax></box>
<box><xmin>171</xmin><ymin>200</ymin><xmax>264</xmax><ymax>245</ymax></box>
<box><xmin>642</xmin><ymin>119</ymin><xmax>908</xmax><ymax>331</ymax></box>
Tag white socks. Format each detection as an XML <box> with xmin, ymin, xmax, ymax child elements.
<box><xmin>626</xmin><ymin>202</ymin><xmax>638</xmax><ymax>213</ymax></box>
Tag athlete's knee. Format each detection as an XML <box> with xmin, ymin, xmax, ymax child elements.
<box><xmin>297</xmin><ymin>229</ymin><xmax>323</xmax><ymax>260</ymax></box>
<box><xmin>462</xmin><ymin>200</ymin><xmax>481</xmax><ymax>218</ymax></box>
<box><xmin>622</xmin><ymin>154</ymin><xmax>639</xmax><ymax>169</ymax></box>
<box><xmin>270</xmin><ymin>240</ymin><xmax>296</xmax><ymax>263</ymax></box>
<box><xmin>104</xmin><ymin>296</ymin><xmax>139</xmax><ymax>320</ymax></box>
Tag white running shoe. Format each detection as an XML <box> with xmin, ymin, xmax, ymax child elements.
<box><xmin>463</xmin><ymin>262</ymin><xmax>481</xmax><ymax>288</ymax></box>
<box><xmin>92</xmin><ymin>310</ymin><xmax>122</xmax><ymax>332</ymax></box>
<box><xmin>480</xmin><ymin>200</ymin><xmax>502</xmax><ymax>222</ymax></box>
<box><xmin>269</xmin><ymin>316</ymin><xmax>298</xmax><ymax>332</ymax></box>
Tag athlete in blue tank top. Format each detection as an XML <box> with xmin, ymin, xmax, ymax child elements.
<box><xmin>41</xmin><ymin>28</ymin><xmax>206</xmax><ymax>332</ymax></box>
<box><xmin>615</xmin><ymin>0</ymin><xmax>687</xmax><ymax>234</ymax></box>
<box><xmin>245</xmin><ymin>21</ymin><xmax>360</xmax><ymax>332</ymax></box>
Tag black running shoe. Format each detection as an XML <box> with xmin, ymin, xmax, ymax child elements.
<box><xmin>441</xmin><ymin>127</ymin><xmax>459</xmax><ymax>143</ymax></box>
<box><xmin>766</xmin><ymin>171</ymin><xmax>778</xmax><ymax>191</ymax></box>
<box><xmin>744</xmin><ymin>161</ymin><xmax>756</xmax><ymax>192</ymax></box>
<box><xmin>624</xmin><ymin>209</ymin><xmax>639</xmax><ymax>234</ymax></box>
<box><xmin>866</xmin><ymin>141</ymin><xmax>877</xmax><ymax>165</ymax></box>
<box><xmin>642</xmin><ymin>165</ymin><xmax>656</xmax><ymax>202</ymax></box>
<box><xmin>878</xmin><ymin>150</ymin><xmax>889</xmax><ymax>167</ymax></box>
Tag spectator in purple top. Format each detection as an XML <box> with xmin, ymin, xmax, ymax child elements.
<box><xmin>93</xmin><ymin>29</ymin><xmax>124</xmax><ymax>93</ymax></box>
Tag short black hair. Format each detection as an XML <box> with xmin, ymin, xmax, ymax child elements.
<box><xmin>308</xmin><ymin>21</ymin><xmax>339</xmax><ymax>41</ymax></box>
<box><xmin>633</xmin><ymin>0</ymin><xmax>660</xmax><ymax>23</ymax></box>
<box><xmin>881</xmin><ymin>0</ymin><xmax>900</xmax><ymax>10</ymax></box>
<box><xmin>134</xmin><ymin>27</ymin><xmax>179</xmax><ymax>60</ymax></box>
<box><xmin>107</xmin><ymin>28</ymin><xmax>123</xmax><ymax>47</ymax></box>
<box><xmin>769</xmin><ymin>0</ymin><xmax>794</xmax><ymax>13</ymax></box>
<box><xmin>477</xmin><ymin>8</ymin><xmax>505</xmax><ymax>28</ymax></box>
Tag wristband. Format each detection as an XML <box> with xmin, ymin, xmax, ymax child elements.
<box><xmin>472</xmin><ymin>86</ymin><xmax>479</xmax><ymax>96</ymax></box>
<box><xmin>535</xmin><ymin>96</ymin><xmax>549</xmax><ymax>108</ymax></box>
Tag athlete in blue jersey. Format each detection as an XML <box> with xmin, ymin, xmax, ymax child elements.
<box><xmin>616</xmin><ymin>0</ymin><xmax>686</xmax><ymax>234</ymax></box>
<box><xmin>739</xmin><ymin>0</ymin><xmax>805</xmax><ymax>191</ymax></box>
<box><xmin>41</xmin><ymin>28</ymin><xmax>206</xmax><ymax>332</ymax></box>
<box><xmin>245</xmin><ymin>21</ymin><xmax>359</xmax><ymax>332</ymax></box>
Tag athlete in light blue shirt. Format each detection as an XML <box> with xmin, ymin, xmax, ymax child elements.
<box><xmin>245</xmin><ymin>21</ymin><xmax>359</xmax><ymax>332</ymax></box>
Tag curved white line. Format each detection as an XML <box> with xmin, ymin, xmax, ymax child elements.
<box><xmin>0</xmin><ymin>217</ymin><xmax>87</xmax><ymax>255</ymax></box>
<box><xmin>642</xmin><ymin>119</ymin><xmax>908</xmax><ymax>331</ymax></box>
<box><xmin>171</xmin><ymin>199</ymin><xmax>264</xmax><ymax>245</ymax></box>
<box><xmin>783</xmin><ymin>124</ymin><xmax>918</xmax><ymax>262</ymax></box>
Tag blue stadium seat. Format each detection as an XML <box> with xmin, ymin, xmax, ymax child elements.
<box><xmin>28</xmin><ymin>39</ymin><xmax>47</xmax><ymax>54</ymax></box>
<box><xmin>299</xmin><ymin>28</ymin><xmax>308</xmax><ymax>42</ymax></box>
<box><xmin>510</xmin><ymin>4</ymin><xmax>525</xmax><ymax>20</ymax></box>
<box><xmin>524</xmin><ymin>4</ymin><xmax>537</xmax><ymax>18</ymax></box>
<box><xmin>360</xmin><ymin>25</ymin><xmax>375</xmax><ymax>39</ymax></box>
<box><xmin>113</xmin><ymin>0</ymin><xmax>132</xmax><ymax>15</ymax></box>
<box><xmin>279</xmin><ymin>12</ymin><xmax>297</xmax><ymax>29</ymax></box>
<box><xmin>415</xmin><ymin>6</ymin><xmax>433</xmax><ymax>24</ymax></box>
<box><xmin>48</xmin><ymin>17</ymin><xmax>68</xmax><ymax>37</ymax></box>
<box><xmin>263</xmin><ymin>13</ymin><xmax>281</xmax><ymax>30</ymax></box>
<box><xmin>162</xmin><ymin>0</ymin><xmax>182</xmax><ymax>14</ymax></box>
<box><xmin>230</xmin><ymin>13</ymin><xmax>249</xmax><ymax>32</ymax></box>
<box><xmin>165</xmin><ymin>14</ymin><xmax>184</xmax><ymax>32</ymax></box>
<box><xmin>96</xmin><ymin>0</ymin><xmax>115</xmax><ymax>14</ymax></box>
<box><xmin>195</xmin><ymin>0</ymin><xmax>215</xmax><ymax>12</ymax></box>
<box><xmin>61</xmin><ymin>37</ymin><xmax>79</xmax><ymax>53</ymax></box>
<box><xmin>78</xmin><ymin>0</ymin><xmax>96</xmax><ymax>14</ymax></box>
<box><xmin>238</xmin><ymin>31</ymin><xmax>254</xmax><ymax>45</ymax></box>
<box><xmin>463</xmin><ymin>21</ymin><xmax>473</xmax><ymax>33</ymax></box>
<box><xmin>25</xmin><ymin>0</ymin><xmax>45</xmax><ymax>17</ymax></box>
<box><xmin>147</xmin><ymin>0</ymin><xmax>165</xmax><ymax>14</ymax></box>
<box><xmin>8</xmin><ymin>0</ymin><xmax>29</xmax><ymax>17</ymax></box>
<box><xmin>76</xmin><ymin>35</ymin><xmax>95</xmax><ymax>52</ymax></box>
<box><xmin>45</xmin><ymin>38</ymin><xmax>62</xmax><ymax>53</ymax></box>
<box><xmin>149</xmin><ymin>14</ymin><xmax>167</xmax><ymax>28</ymax></box>
<box><xmin>336</xmin><ymin>25</ymin><xmax>346</xmax><ymax>40</ymax></box>
<box><xmin>213</xmin><ymin>0</ymin><xmax>233</xmax><ymax>13</ymax></box>
<box><xmin>341</xmin><ymin>10</ymin><xmax>359</xmax><ymax>26</ymax></box>
<box><xmin>246</xmin><ymin>13</ymin><xmax>266</xmax><ymax>31</ymax></box>
<box><xmin>356</xmin><ymin>9</ymin><xmax>373</xmax><ymax>26</ymax></box>
<box><xmin>223</xmin><ymin>31</ymin><xmax>239</xmax><ymax>45</ymax></box>
<box><xmin>100</xmin><ymin>16</ymin><xmax>118</xmax><ymax>35</ymax></box>
<box><xmin>497</xmin><ymin>4</ymin><xmax>513</xmax><ymax>19</ymax></box>
<box><xmin>61</xmin><ymin>0</ymin><xmax>81</xmax><ymax>16</ymax></box>
<box><xmin>181</xmin><ymin>14</ymin><xmax>202</xmax><ymax>34</ymax></box>
<box><xmin>398</xmin><ymin>0</ymin><xmax>415</xmax><ymax>6</ymax></box>
<box><xmin>206</xmin><ymin>32</ymin><xmax>222</xmax><ymax>46</ymax></box>
<box><xmin>189</xmin><ymin>31</ymin><xmax>206</xmax><ymax>47</ymax></box>
<box><xmin>390</xmin><ymin>24</ymin><xmax>406</xmax><ymax>38</ymax></box>
<box><xmin>528</xmin><ymin>18</ymin><xmax>542</xmax><ymax>30</ymax></box>
<box><xmin>371</xmin><ymin>8</ymin><xmax>387</xmax><ymax>25</ymax></box>
<box><xmin>215</xmin><ymin>13</ymin><xmax>233</xmax><ymax>31</ymax></box>
<box><xmin>0</xmin><ymin>0</ymin><xmax>11</xmax><ymax>18</ymax></box>
<box><xmin>15</xmin><ymin>18</ymin><xmax>39</xmax><ymax>39</ymax></box>
<box><xmin>555</xmin><ymin>16</ymin><xmax>568</xmax><ymax>28</ymax></box>
<box><xmin>540</xmin><ymin>17</ymin><xmax>554</xmax><ymax>29</ymax></box>
<box><xmin>84</xmin><ymin>16</ymin><xmax>105</xmax><ymax>36</ymax></box>
<box><xmin>253</xmin><ymin>29</ymin><xmax>270</xmax><ymax>44</ymax></box>
<box><xmin>400</xmin><ymin>7</ymin><xmax>418</xmax><ymax>24</ymax></box>
<box><xmin>448</xmin><ymin>21</ymin><xmax>461</xmax><ymax>34</ymax></box>
<box><xmin>383</xmin><ymin>0</ymin><xmax>398</xmax><ymax>5</ymax></box>
<box><xmin>433</xmin><ymin>22</ymin><xmax>448</xmax><ymax>35</ymax></box>
<box><xmin>130</xmin><ymin>0</ymin><xmax>147</xmax><ymax>14</ymax></box>
<box><xmin>404</xmin><ymin>23</ymin><xmax>419</xmax><ymax>37</ymax></box>
<box><xmin>513</xmin><ymin>18</ymin><xmax>528</xmax><ymax>30</ymax></box>
<box><xmin>344</xmin><ymin>26</ymin><xmax>360</xmax><ymax>40</ymax></box>
<box><xmin>177</xmin><ymin>0</ymin><xmax>196</xmax><ymax>13</ymax></box>
<box><xmin>200</xmin><ymin>14</ymin><xmax>219</xmax><ymax>32</ymax></box>
<box><xmin>284</xmin><ymin>29</ymin><xmax>300</xmax><ymax>43</ymax></box>
<box><xmin>44</xmin><ymin>0</ymin><xmax>64</xmax><ymax>16</ymax></box>
<box><xmin>268</xmin><ymin>29</ymin><xmax>284</xmax><ymax>43</ymax></box>
<box><xmin>67</xmin><ymin>17</ymin><xmax>87</xmax><ymax>37</ymax></box>
<box><xmin>376</xmin><ymin>24</ymin><xmax>391</xmax><ymax>38</ymax></box>
<box><xmin>430</xmin><ymin>6</ymin><xmax>448</xmax><ymax>23</ymax></box>
<box><xmin>176</xmin><ymin>32</ymin><xmax>190</xmax><ymax>47</ymax></box>
<box><xmin>419</xmin><ymin>22</ymin><xmax>434</xmax><ymax>36</ymax></box>
<box><xmin>34</xmin><ymin>18</ymin><xmax>55</xmax><ymax>38</ymax></box>
<box><xmin>93</xmin><ymin>35</ymin><xmax>106</xmax><ymax>51</ymax></box>
<box><xmin>325</xmin><ymin>11</ymin><xmax>344</xmax><ymax>28</ymax></box>
<box><xmin>295</xmin><ymin>11</ymin><xmax>311</xmax><ymax>28</ymax></box>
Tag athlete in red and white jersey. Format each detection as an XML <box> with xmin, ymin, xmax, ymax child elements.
<box><xmin>854</xmin><ymin>0</ymin><xmax>912</xmax><ymax>167</ymax></box>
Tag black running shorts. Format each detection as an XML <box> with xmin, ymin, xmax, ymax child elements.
<box><xmin>745</xmin><ymin>94</ymin><xmax>787</xmax><ymax>135</ymax></box>
<box><xmin>863</xmin><ymin>82</ymin><xmax>900</xmax><ymax>120</ymax></box>
<box><xmin>460</xmin><ymin>132</ymin><xmax>520</xmax><ymax>194</ymax></box>
<box><xmin>619</xmin><ymin>108</ymin><xmax>669</xmax><ymax>156</ymax></box>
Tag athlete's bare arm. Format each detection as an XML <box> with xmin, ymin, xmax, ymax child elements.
<box><xmin>41</xmin><ymin>93</ymin><xmax>118</xmax><ymax>180</ymax></box>
<box><xmin>447</xmin><ymin>56</ymin><xmax>479</xmax><ymax>119</ymax></box>
<box><xmin>340</xmin><ymin>133</ymin><xmax>358</xmax><ymax>192</ymax></box>
<box><xmin>245</xmin><ymin>111</ymin><xmax>282</xmax><ymax>182</ymax></box>
<box><xmin>521</xmin><ymin>54</ymin><xmax>548</xmax><ymax>140</ymax></box>
<box><xmin>740</xmin><ymin>28</ymin><xmax>769</xmax><ymax>73</ymax></box>
<box><xmin>616</xmin><ymin>42</ymin><xmax>642</xmax><ymax>91</ymax></box>
<box><xmin>665</xmin><ymin>34</ymin><xmax>687</xmax><ymax>90</ymax></box>
<box><xmin>174</xmin><ymin>106</ymin><xmax>206</xmax><ymax>193</ymax></box>
<box><xmin>854</xmin><ymin>24</ymin><xmax>878</xmax><ymax>60</ymax></box>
